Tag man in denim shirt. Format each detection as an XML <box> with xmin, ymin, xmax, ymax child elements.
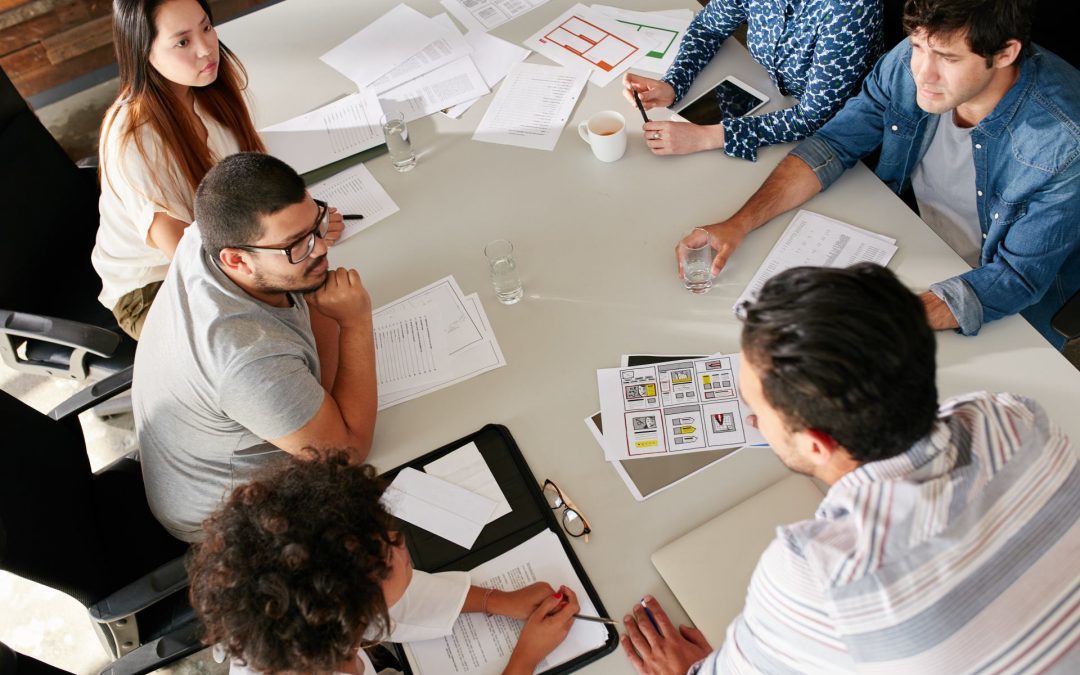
<box><xmin>681</xmin><ymin>0</ymin><xmax>1079</xmax><ymax>349</ymax></box>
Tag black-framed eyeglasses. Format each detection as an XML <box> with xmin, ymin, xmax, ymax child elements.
<box><xmin>232</xmin><ymin>199</ymin><xmax>329</xmax><ymax>264</ymax></box>
<box><xmin>542</xmin><ymin>479</ymin><xmax>592</xmax><ymax>543</ymax></box>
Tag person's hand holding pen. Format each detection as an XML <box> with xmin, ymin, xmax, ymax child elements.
<box><xmin>622</xmin><ymin>595</ymin><xmax>713</xmax><ymax>675</ymax></box>
<box><xmin>623</xmin><ymin>73</ymin><xmax>676</xmax><ymax>111</ymax></box>
<box><xmin>323</xmin><ymin>205</ymin><xmax>365</xmax><ymax>247</ymax></box>
<box><xmin>503</xmin><ymin>586</ymin><xmax>581</xmax><ymax>675</ymax></box>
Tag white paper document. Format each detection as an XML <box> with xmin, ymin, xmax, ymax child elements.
<box><xmin>473</xmin><ymin>62</ymin><xmax>589</xmax><ymax>151</ymax></box>
<box><xmin>598</xmin><ymin>353</ymin><xmax>766</xmax><ymax>461</ymax></box>
<box><xmin>380</xmin><ymin>56</ymin><xmax>490</xmax><ymax>122</ymax></box>
<box><xmin>259</xmin><ymin>90</ymin><xmax>383</xmax><ymax>175</ymax></box>
<box><xmin>308</xmin><ymin>164</ymin><xmax>398</xmax><ymax>241</ymax></box>
<box><xmin>524</xmin><ymin>4</ymin><xmax>656</xmax><ymax>86</ymax></box>
<box><xmin>376</xmin><ymin>278</ymin><xmax>506</xmax><ymax>410</ymax></box>
<box><xmin>369</xmin><ymin>14</ymin><xmax>473</xmax><ymax>94</ymax></box>
<box><xmin>444</xmin><ymin>31</ymin><xmax>531</xmax><ymax>119</ymax></box>
<box><xmin>734</xmin><ymin>210</ymin><xmax>899</xmax><ymax>316</ymax></box>
<box><xmin>320</xmin><ymin>4</ymin><xmax>445</xmax><ymax>87</ymax></box>
<box><xmin>590</xmin><ymin>5</ymin><xmax>691</xmax><ymax>75</ymax></box>
<box><xmin>404</xmin><ymin>530</ymin><xmax>609</xmax><ymax>674</ymax></box>
<box><xmin>383</xmin><ymin>468</ymin><xmax>497</xmax><ymax>549</ymax></box>
<box><xmin>424</xmin><ymin>442</ymin><xmax>512</xmax><ymax>523</ymax></box>
<box><xmin>441</xmin><ymin>0</ymin><xmax>551</xmax><ymax>32</ymax></box>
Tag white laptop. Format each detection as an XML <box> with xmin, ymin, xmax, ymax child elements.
<box><xmin>651</xmin><ymin>474</ymin><xmax>825</xmax><ymax>642</ymax></box>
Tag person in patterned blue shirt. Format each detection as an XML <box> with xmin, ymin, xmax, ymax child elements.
<box><xmin>623</xmin><ymin>0</ymin><xmax>883</xmax><ymax>161</ymax></box>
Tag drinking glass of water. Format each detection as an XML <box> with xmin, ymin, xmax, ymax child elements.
<box><xmin>484</xmin><ymin>239</ymin><xmax>523</xmax><ymax>305</ymax></box>
<box><xmin>381</xmin><ymin>111</ymin><xmax>416</xmax><ymax>172</ymax></box>
<box><xmin>679</xmin><ymin>228</ymin><xmax>716</xmax><ymax>294</ymax></box>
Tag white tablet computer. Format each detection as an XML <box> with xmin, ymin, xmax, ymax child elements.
<box><xmin>671</xmin><ymin>75</ymin><xmax>770</xmax><ymax>125</ymax></box>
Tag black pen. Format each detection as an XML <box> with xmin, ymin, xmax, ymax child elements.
<box><xmin>343</xmin><ymin>214</ymin><xmax>364</xmax><ymax>220</ymax></box>
<box><xmin>631</xmin><ymin>87</ymin><xmax>649</xmax><ymax>123</ymax></box>
<box><xmin>574</xmin><ymin>613</ymin><xmax>619</xmax><ymax>625</ymax></box>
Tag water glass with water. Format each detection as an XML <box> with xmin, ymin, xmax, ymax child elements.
<box><xmin>679</xmin><ymin>228</ymin><xmax>716</xmax><ymax>294</ymax></box>
<box><xmin>484</xmin><ymin>239</ymin><xmax>523</xmax><ymax>305</ymax></box>
<box><xmin>381</xmin><ymin>111</ymin><xmax>416</xmax><ymax>172</ymax></box>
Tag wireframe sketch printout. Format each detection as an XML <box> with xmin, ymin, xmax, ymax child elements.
<box><xmin>734</xmin><ymin>210</ymin><xmax>898</xmax><ymax>316</ymax></box>
<box><xmin>524</xmin><ymin>4</ymin><xmax>654</xmax><ymax>86</ymax></box>
<box><xmin>259</xmin><ymin>90</ymin><xmax>383</xmax><ymax>174</ymax></box>
<box><xmin>404</xmin><ymin>530</ymin><xmax>608</xmax><ymax>674</ymax></box>
<box><xmin>598</xmin><ymin>354</ymin><xmax>765</xmax><ymax>461</ymax></box>
<box><xmin>308</xmin><ymin>163</ymin><xmax>399</xmax><ymax>241</ymax></box>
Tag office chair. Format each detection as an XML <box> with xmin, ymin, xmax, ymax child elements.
<box><xmin>1052</xmin><ymin>291</ymin><xmax>1080</xmax><ymax>342</ymax></box>
<box><xmin>0</xmin><ymin>65</ymin><xmax>134</xmax><ymax>382</ymax></box>
<box><xmin>0</xmin><ymin>377</ymin><xmax>204</xmax><ymax>675</ymax></box>
<box><xmin>0</xmin><ymin>642</ymin><xmax>69</xmax><ymax>675</ymax></box>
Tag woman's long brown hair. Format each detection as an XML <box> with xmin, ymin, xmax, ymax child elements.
<box><xmin>103</xmin><ymin>0</ymin><xmax>266</xmax><ymax>202</ymax></box>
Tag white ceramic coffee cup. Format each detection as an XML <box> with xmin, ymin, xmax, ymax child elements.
<box><xmin>578</xmin><ymin>111</ymin><xmax>627</xmax><ymax>162</ymax></box>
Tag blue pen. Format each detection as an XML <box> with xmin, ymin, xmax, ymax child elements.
<box><xmin>640</xmin><ymin>598</ymin><xmax>661</xmax><ymax>632</ymax></box>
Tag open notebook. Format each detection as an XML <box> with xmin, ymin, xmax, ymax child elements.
<box><xmin>651</xmin><ymin>474</ymin><xmax>825</xmax><ymax>642</ymax></box>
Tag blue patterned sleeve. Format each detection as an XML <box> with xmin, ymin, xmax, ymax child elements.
<box><xmin>723</xmin><ymin>0</ymin><xmax>883</xmax><ymax>161</ymax></box>
<box><xmin>661</xmin><ymin>0</ymin><xmax>748</xmax><ymax>103</ymax></box>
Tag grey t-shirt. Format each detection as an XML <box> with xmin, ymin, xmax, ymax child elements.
<box><xmin>911</xmin><ymin>111</ymin><xmax>982</xmax><ymax>268</ymax></box>
<box><xmin>133</xmin><ymin>227</ymin><xmax>324</xmax><ymax>542</ymax></box>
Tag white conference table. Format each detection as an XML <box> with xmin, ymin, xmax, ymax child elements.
<box><xmin>218</xmin><ymin>2</ymin><xmax>1080</xmax><ymax>672</ymax></box>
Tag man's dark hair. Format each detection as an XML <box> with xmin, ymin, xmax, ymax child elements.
<box><xmin>740</xmin><ymin>264</ymin><xmax>938</xmax><ymax>464</ymax></box>
<box><xmin>903</xmin><ymin>0</ymin><xmax>1033</xmax><ymax>65</ymax></box>
<box><xmin>187</xmin><ymin>450</ymin><xmax>400</xmax><ymax>672</ymax></box>
<box><xmin>194</xmin><ymin>152</ymin><xmax>307</xmax><ymax>259</ymax></box>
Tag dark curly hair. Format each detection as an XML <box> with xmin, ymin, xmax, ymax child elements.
<box><xmin>741</xmin><ymin>263</ymin><xmax>938</xmax><ymax>464</ymax></box>
<box><xmin>903</xmin><ymin>0</ymin><xmax>1033</xmax><ymax>66</ymax></box>
<box><xmin>187</xmin><ymin>450</ymin><xmax>401</xmax><ymax>673</ymax></box>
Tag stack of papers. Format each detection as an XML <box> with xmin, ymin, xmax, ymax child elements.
<box><xmin>404</xmin><ymin>530</ymin><xmax>609</xmax><ymax>674</ymax></box>
<box><xmin>260</xmin><ymin>89</ymin><xmax>384</xmax><ymax>175</ymax></box>
<box><xmin>596</xmin><ymin>353</ymin><xmax>766</xmax><ymax>462</ymax></box>
<box><xmin>734</xmin><ymin>210</ymin><xmax>899</xmax><ymax>316</ymax></box>
<box><xmin>473</xmin><ymin>62</ymin><xmax>590</xmax><ymax>151</ymax></box>
<box><xmin>442</xmin><ymin>0</ymin><xmax>551</xmax><ymax>32</ymax></box>
<box><xmin>374</xmin><ymin>276</ymin><xmax>506</xmax><ymax>410</ymax></box>
<box><xmin>383</xmin><ymin>442</ymin><xmax>512</xmax><ymax>548</ymax></box>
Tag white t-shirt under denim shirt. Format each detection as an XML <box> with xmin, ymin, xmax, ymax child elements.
<box><xmin>133</xmin><ymin>227</ymin><xmax>324</xmax><ymax>542</ymax></box>
<box><xmin>229</xmin><ymin>570</ymin><xmax>471</xmax><ymax>675</ymax></box>
<box><xmin>92</xmin><ymin>101</ymin><xmax>240</xmax><ymax>309</ymax></box>
<box><xmin>911</xmin><ymin>111</ymin><xmax>983</xmax><ymax>268</ymax></box>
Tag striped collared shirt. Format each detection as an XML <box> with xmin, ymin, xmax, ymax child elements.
<box><xmin>693</xmin><ymin>391</ymin><xmax>1079</xmax><ymax>674</ymax></box>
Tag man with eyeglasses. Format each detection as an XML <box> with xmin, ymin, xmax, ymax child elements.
<box><xmin>133</xmin><ymin>152</ymin><xmax>377</xmax><ymax>543</ymax></box>
<box><xmin>621</xmin><ymin>264</ymin><xmax>1079</xmax><ymax>674</ymax></box>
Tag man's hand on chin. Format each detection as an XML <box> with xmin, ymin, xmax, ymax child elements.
<box><xmin>920</xmin><ymin>291</ymin><xmax>960</xmax><ymax>330</ymax></box>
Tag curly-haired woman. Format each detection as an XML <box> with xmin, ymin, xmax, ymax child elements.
<box><xmin>188</xmin><ymin>451</ymin><xmax>579</xmax><ymax>674</ymax></box>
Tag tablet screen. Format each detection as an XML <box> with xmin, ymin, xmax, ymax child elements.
<box><xmin>677</xmin><ymin>79</ymin><xmax>766</xmax><ymax>125</ymax></box>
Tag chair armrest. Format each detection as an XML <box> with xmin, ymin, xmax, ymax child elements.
<box><xmin>48</xmin><ymin>366</ymin><xmax>134</xmax><ymax>421</ymax></box>
<box><xmin>1051</xmin><ymin>290</ymin><xmax>1080</xmax><ymax>340</ymax></box>
<box><xmin>97</xmin><ymin>622</ymin><xmax>203</xmax><ymax>675</ymax></box>
<box><xmin>0</xmin><ymin>310</ymin><xmax>119</xmax><ymax>357</ymax></box>
<box><xmin>88</xmin><ymin>556</ymin><xmax>190</xmax><ymax>623</ymax></box>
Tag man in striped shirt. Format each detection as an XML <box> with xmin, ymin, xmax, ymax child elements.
<box><xmin>621</xmin><ymin>264</ymin><xmax>1078</xmax><ymax>673</ymax></box>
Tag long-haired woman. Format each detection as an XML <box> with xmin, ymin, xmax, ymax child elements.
<box><xmin>92</xmin><ymin>0</ymin><xmax>264</xmax><ymax>338</ymax></box>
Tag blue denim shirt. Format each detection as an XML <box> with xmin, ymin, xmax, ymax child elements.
<box><xmin>662</xmin><ymin>0</ymin><xmax>882</xmax><ymax>161</ymax></box>
<box><xmin>790</xmin><ymin>40</ymin><xmax>1080</xmax><ymax>349</ymax></box>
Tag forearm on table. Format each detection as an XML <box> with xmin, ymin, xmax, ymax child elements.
<box><xmin>329</xmin><ymin>317</ymin><xmax>377</xmax><ymax>457</ymax></box>
<box><xmin>309</xmin><ymin>304</ymin><xmax>341</xmax><ymax>390</ymax></box>
<box><xmin>728</xmin><ymin>155</ymin><xmax>822</xmax><ymax>233</ymax></box>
